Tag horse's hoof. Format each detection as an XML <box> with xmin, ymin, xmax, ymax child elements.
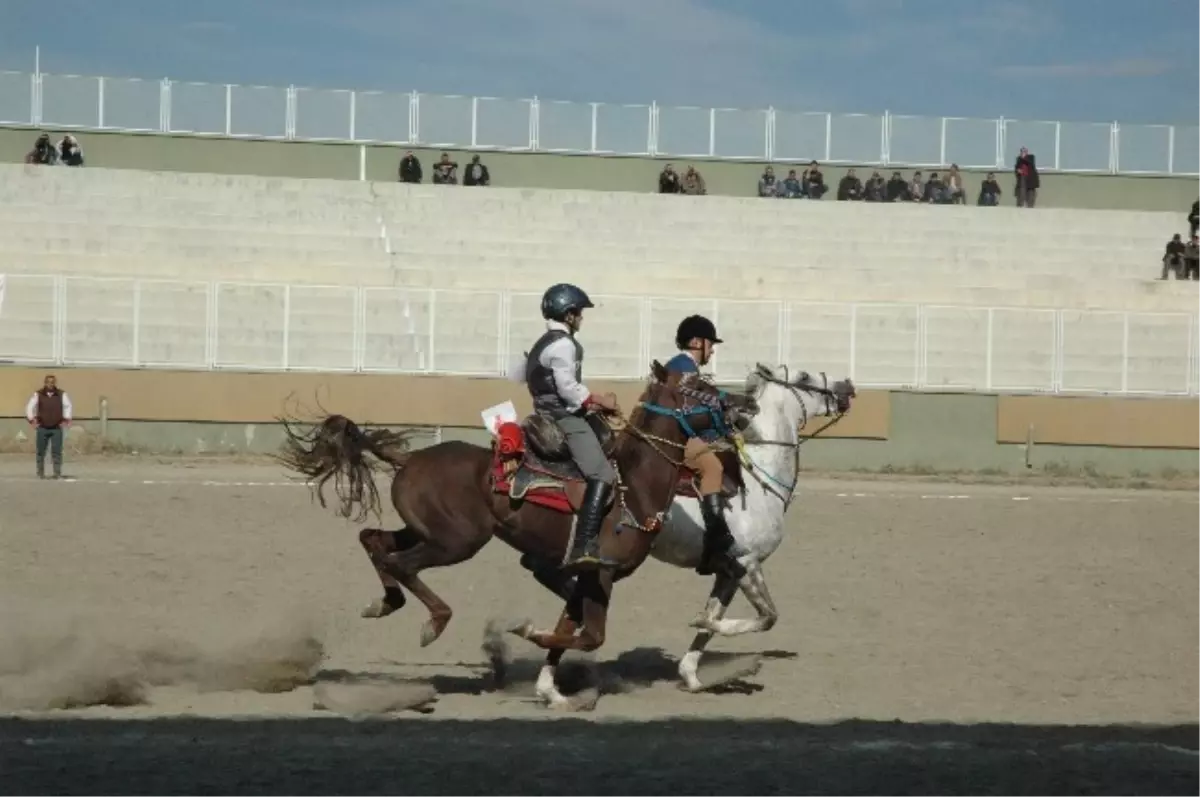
<box><xmin>505</xmin><ymin>618</ymin><xmax>534</xmax><ymax>639</ymax></box>
<box><xmin>361</xmin><ymin>598</ymin><xmax>398</xmax><ymax>619</ymax></box>
<box><xmin>419</xmin><ymin>621</ymin><xmax>441</xmax><ymax>648</ymax></box>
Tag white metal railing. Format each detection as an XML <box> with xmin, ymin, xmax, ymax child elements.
<box><xmin>0</xmin><ymin>69</ymin><xmax>1196</xmax><ymax>176</ymax></box>
<box><xmin>1</xmin><ymin>274</ymin><xmax>1196</xmax><ymax>397</ymax></box>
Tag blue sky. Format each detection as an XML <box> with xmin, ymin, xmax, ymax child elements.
<box><xmin>1</xmin><ymin>0</ymin><xmax>1196</xmax><ymax>125</ymax></box>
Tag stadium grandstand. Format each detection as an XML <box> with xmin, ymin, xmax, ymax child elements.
<box><xmin>0</xmin><ymin>67</ymin><xmax>1196</xmax><ymax>398</ymax></box>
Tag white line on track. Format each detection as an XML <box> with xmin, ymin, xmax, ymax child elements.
<box><xmin>1</xmin><ymin>478</ymin><xmax>1191</xmax><ymax>503</ymax></box>
<box><xmin>0</xmin><ymin>477</ymin><xmax>306</xmax><ymax>488</ymax></box>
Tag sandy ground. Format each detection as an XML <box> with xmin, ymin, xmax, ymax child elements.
<box><xmin>0</xmin><ymin>457</ymin><xmax>1196</xmax><ymax>794</ymax></box>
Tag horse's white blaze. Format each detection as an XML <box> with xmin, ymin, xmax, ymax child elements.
<box><xmin>650</xmin><ymin>364</ymin><xmax>844</xmax><ymax>689</ymax></box>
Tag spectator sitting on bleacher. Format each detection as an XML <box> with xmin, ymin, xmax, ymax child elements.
<box><xmin>758</xmin><ymin>166</ymin><xmax>780</xmax><ymax>197</ymax></box>
<box><xmin>398</xmin><ymin>151</ymin><xmax>422</xmax><ymax>183</ymax></box>
<box><xmin>57</xmin><ymin>135</ymin><xmax>84</xmax><ymax>166</ymax></box>
<box><xmin>1161</xmin><ymin>233</ymin><xmax>1186</xmax><ymax>279</ymax></box>
<box><xmin>944</xmin><ymin>164</ymin><xmax>965</xmax><ymax>204</ymax></box>
<box><xmin>978</xmin><ymin>172</ymin><xmax>1002</xmax><ymax>206</ymax></box>
<box><xmin>863</xmin><ymin>171</ymin><xmax>886</xmax><ymax>202</ymax></box>
<box><xmin>781</xmin><ymin>169</ymin><xmax>803</xmax><ymax>198</ymax></box>
<box><xmin>432</xmin><ymin>152</ymin><xmax>459</xmax><ymax>184</ymax></box>
<box><xmin>24</xmin><ymin>133</ymin><xmax>58</xmax><ymax>165</ymax></box>
<box><xmin>659</xmin><ymin>164</ymin><xmax>681</xmax><ymax>193</ymax></box>
<box><xmin>1014</xmin><ymin>146</ymin><xmax>1039</xmax><ymax>208</ymax></box>
<box><xmin>681</xmin><ymin>166</ymin><xmax>707</xmax><ymax>195</ymax></box>
<box><xmin>886</xmin><ymin>171</ymin><xmax>909</xmax><ymax>201</ymax></box>
<box><xmin>908</xmin><ymin>171</ymin><xmax>924</xmax><ymax>202</ymax></box>
<box><xmin>836</xmin><ymin>168</ymin><xmax>863</xmax><ymax>201</ymax></box>
<box><xmin>1188</xmin><ymin>199</ymin><xmax>1198</xmax><ymax>238</ymax></box>
<box><xmin>803</xmin><ymin>161</ymin><xmax>827</xmax><ymax>199</ymax></box>
<box><xmin>463</xmin><ymin>155</ymin><xmax>490</xmax><ymax>186</ymax></box>
<box><xmin>1185</xmin><ymin>235</ymin><xmax>1199</xmax><ymax>280</ymax></box>
<box><xmin>921</xmin><ymin>171</ymin><xmax>940</xmax><ymax>202</ymax></box>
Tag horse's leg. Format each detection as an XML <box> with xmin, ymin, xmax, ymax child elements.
<box><xmin>689</xmin><ymin>559</ymin><xmax>780</xmax><ymax>636</ymax></box>
<box><xmin>512</xmin><ymin>568</ymin><xmax>612</xmax><ymax>652</ymax></box>
<box><xmin>678</xmin><ymin>572</ymin><xmax>739</xmax><ymax>691</ymax></box>
<box><xmin>377</xmin><ymin>529</ymin><xmax>491</xmax><ymax>647</ymax></box>
<box><xmin>520</xmin><ymin>553</ymin><xmax>578</xmax><ymax>602</ymax></box>
<box><xmin>358</xmin><ymin>527</ymin><xmax>424</xmax><ymax>618</ymax></box>
<box><xmin>535</xmin><ymin>593</ymin><xmax>586</xmax><ymax>708</ymax></box>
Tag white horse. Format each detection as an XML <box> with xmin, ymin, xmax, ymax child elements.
<box><xmin>649</xmin><ymin>363</ymin><xmax>855</xmax><ymax>691</ymax></box>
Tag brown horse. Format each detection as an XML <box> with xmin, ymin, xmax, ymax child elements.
<box><xmin>276</xmin><ymin>362</ymin><xmax>746</xmax><ymax>703</ymax></box>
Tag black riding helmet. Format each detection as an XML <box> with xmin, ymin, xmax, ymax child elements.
<box><xmin>541</xmin><ymin>283</ymin><xmax>594</xmax><ymax>321</ymax></box>
<box><xmin>675</xmin><ymin>315</ymin><xmax>723</xmax><ymax>348</ymax></box>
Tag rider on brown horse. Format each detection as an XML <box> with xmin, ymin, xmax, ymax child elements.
<box><xmin>664</xmin><ymin>314</ymin><xmax>745</xmax><ymax>575</ymax></box>
<box><xmin>525</xmin><ymin>283</ymin><xmax>621</xmax><ymax>571</ymax></box>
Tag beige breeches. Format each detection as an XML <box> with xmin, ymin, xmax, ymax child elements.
<box><xmin>683</xmin><ymin>438</ymin><xmax>724</xmax><ymax>495</ymax></box>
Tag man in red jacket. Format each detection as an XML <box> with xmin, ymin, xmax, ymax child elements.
<box><xmin>25</xmin><ymin>374</ymin><xmax>72</xmax><ymax>479</ymax></box>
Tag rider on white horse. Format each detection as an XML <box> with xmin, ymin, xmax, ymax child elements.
<box><xmin>664</xmin><ymin>315</ymin><xmax>746</xmax><ymax>576</ymax></box>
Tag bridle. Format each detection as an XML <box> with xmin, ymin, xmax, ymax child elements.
<box><xmin>736</xmin><ymin>365</ymin><xmax>848</xmax><ymax>510</ymax></box>
<box><xmin>601</xmin><ymin>373</ymin><xmax>739</xmax><ymax>536</ymax></box>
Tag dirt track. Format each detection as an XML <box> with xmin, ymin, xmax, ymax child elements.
<box><xmin>0</xmin><ymin>458</ymin><xmax>1196</xmax><ymax>794</ymax></box>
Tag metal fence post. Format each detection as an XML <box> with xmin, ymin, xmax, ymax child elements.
<box><xmin>589</xmin><ymin>102</ymin><xmax>599</xmax><ymax>153</ymax></box>
<box><xmin>160</xmin><ymin>78</ymin><xmax>171</xmax><ymax>132</ymax></box>
<box><xmin>282</xmin><ymin>284</ymin><xmax>291</xmax><ymax>370</ymax></box>
<box><xmin>97</xmin><ymin>76</ymin><xmax>105</xmax><ymax>128</ymax></box>
<box><xmin>470</xmin><ymin>96</ymin><xmax>478</xmax><ymax>148</ymax></box>
<box><xmin>649</xmin><ymin>101</ymin><xmax>658</xmax><ymax>156</ymax></box>
<box><xmin>529</xmin><ymin>96</ymin><xmax>539</xmax><ymax>150</ymax></box>
<box><xmin>132</xmin><ymin>280</ymin><xmax>141</xmax><ymax>367</ymax></box>
<box><xmin>409</xmin><ymin>90</ymin><xmax>419</xmax><ymax>144</ymax></box>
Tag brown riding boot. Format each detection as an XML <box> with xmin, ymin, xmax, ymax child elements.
<box><xmin>562</xmin><ymin>479</ymin><xmax>619</xmax><ymax>572</ymax></box>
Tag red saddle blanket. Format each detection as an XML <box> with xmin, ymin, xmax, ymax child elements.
<box><xmin>489</xmin><ymin>422</ymin><xmax>739</xmax><ymax>512</ymax></box>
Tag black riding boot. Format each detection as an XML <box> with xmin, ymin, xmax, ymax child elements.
<box><xmin>697</xmin><ymin>493</ymin><xmax>738</xmax><ymax>575</ymax></box>
<box><xmin>562</xmin><ymin>479</ymin><xmax>618</xmax><ymax>571</ymax></box>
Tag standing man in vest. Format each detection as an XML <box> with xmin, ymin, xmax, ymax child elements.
<box><xmin>25</xmin><ymin>374</ymin><xmax>72</xmax><ymax>479</ymax></box>
<box><xmin>665</xmin><ymin>315</ymin><xmax>744</xmax><ymax>575</ymax></box>
<box><xmin>526</xmin><ymin>283</ymin><xmax>621</xmax><ymax>571</ymax></box>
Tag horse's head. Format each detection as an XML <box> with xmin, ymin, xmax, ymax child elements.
<box><xmin>631</xmin><ymin>360</ymin><xmax>741</xmax><ymax>445</ymax></box>
<box><xmin>744</xmin><ymin>363</ymin><xmax>855</xmax><ymax>430</ymax></box>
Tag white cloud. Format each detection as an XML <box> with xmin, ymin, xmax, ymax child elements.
<box><xmin>289</xmin><ymin>0</ymin><xmax>826</xmax><ymax>111</ymax></box>
<box><xmin>995</xmin><ymin>58</ymin><xmax>1173</xmax><ymax>79</ymax></box>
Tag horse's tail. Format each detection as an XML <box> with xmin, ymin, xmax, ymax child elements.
<box><xmin>274</xmin><ymin>413</ymin><xmax>416</xmax><ymax>523</ymax></box>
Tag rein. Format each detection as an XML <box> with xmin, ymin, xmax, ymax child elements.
<box><xmin>735</xmin><ymin>367</ymin><xmax>848</xmax><ymax>510</ymax></box>
<box><xmin>600</xmin><ymin>376</ymin><xmax>737</xmax><ymax>536</ymax></box>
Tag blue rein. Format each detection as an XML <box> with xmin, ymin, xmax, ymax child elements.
<box><xmin>640</xmin><ymin>388</ymin><xmax>731</xmax><ymax>440</ymax></box>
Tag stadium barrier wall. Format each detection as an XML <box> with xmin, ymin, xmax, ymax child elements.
<box><xmin>1</xmin><ymin>127</ymin><xmax>1196</xmax><ymax>213</ymax></box>
<box><xmin>0</xmin><ymin>366</ymin><xmax>1195</xmax><ymax>478</ymax></box>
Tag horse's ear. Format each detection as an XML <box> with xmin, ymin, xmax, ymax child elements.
<box><xmin>650</xmin><ymin>360</ymin><xmax>668</xmax><ymax>382</ymax></box>
<box><xmin>754</xmin><ymin>362</ymin><xmax>773</xmax><ymax>379</ymax></box>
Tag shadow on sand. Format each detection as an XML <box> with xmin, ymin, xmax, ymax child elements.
<box><xmin>352</xmin><ymin>644</ymin><xmax>788</xmax><ymax>700</ymax></box>
<box><xmin>0</xmin><ymin>715</ymin><xmax>1194</xmax><ymax>795</ymax></box>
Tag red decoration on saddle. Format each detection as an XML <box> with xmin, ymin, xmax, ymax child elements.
<box><xmin>491</xmin><ymin>424</ymin><xmax>573</xmax><ymax>513</ymax></box>
<box><xmin>495</xmin><ymin>421</ymin><xmax>524</xmax><ymax>457</ymax></box>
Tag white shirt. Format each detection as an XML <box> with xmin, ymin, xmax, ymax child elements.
<box><xmin>26</xmin><ymin>390</ymin><xmax>72</xmax><ymax>423</ymax></box>
<box><xmin>538</xmin><ymin>320</ymin><xmax>591</xmax><ymax>412</ymax></box>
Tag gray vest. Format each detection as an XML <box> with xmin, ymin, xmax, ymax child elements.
<box><xmin>526</xmin><ymin>329</ymin><xmax>584</xmax><ymax>418</ymax></box>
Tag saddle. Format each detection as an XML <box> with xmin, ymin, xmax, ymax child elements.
<box><xmin>490</xmin><ymin>413</ymin><xmax>618</xmax><ymax>514</ymax></box>
<box><xmin>490</xmin><ymin>413</ymin><xmax>744</xmax><ymax>513</ymax></box>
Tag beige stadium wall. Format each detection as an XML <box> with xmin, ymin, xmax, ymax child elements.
<box><xmin>0</xmin><ymin>366</ymin><xmax>1195</xmax><ymax>478</ymax></box>
<box><xmin>0</xmin><ymin>127</ymin><xmax>1196</xmax><ymax>213</ymax></box>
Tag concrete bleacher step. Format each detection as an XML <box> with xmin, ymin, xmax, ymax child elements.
<box><xmin>0</xmin><ymin>163</ymin><xmax>1195</xmax><ymax>389</ymax></box>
